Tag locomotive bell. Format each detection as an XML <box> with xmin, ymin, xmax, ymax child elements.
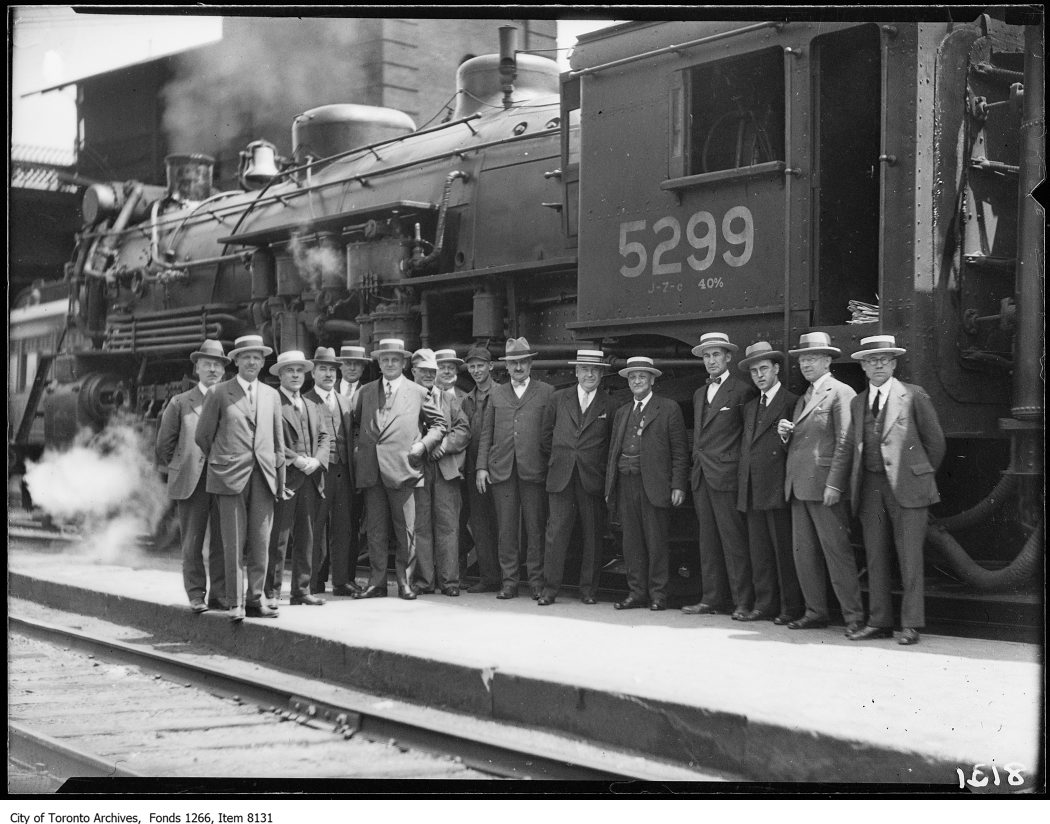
<box><xmin>239</xmin><ymin>140</ymin><xmax>280</xmax><ymax>189</ymax></box>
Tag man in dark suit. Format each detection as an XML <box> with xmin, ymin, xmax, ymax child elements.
<box><xmin>266</xmin><ymin>350</ymin><xmax>329</xmax><ymax>608</ymax></box>
<box><xmin>461</xmin><ymin>346</ymin><xmax>500</xmax><ymax>593</ymax></box>
<box><xmin>683</xmin><ymin>332</ymin><xmax>758</xmax><ymax>619</ymax></box>
<box><xmin>736</xmin><ymin>341</ymin><xmax>803</xmax><ymax>624</ymax></box>
<box><xmin>828</xmin><ymin>335</ymin><xmax>946</xmax><ymax>646</ymax></box>
<box><xmin>352</xmin><ymin>338</ymin><xmax>446</xmax><ymax>600</ymax></box>
<box><xmin>305</xmin><ymin>346</ymin><xmax>360</xmax><ymax>597</ymax></box>
<box><xmin>777</xmin><ymin>331</ymin><xmax>864</xmax><ymax>634</ymax></box>
<box><xmin>476</xmin><ymin>337</ymin><xmax>555</xmax><ymax>600</ymax></box>
<box><xmin>196</xmin><ymin>333</ymin><xmax>286</xmax><ymax>621</ymax></box>
<box><xmin>605</xmin><ymin>357</ymin><xmax>689</xmax><ymax>611</ymax></box>
<box><xmin>537</xmin><ymin>349</ymin><xmax>614</xmax><ymax>606</ymax></box>
<box><xmin>155</xmin><ymin>339</ymin><xmax>229</xmax><ymax>613</ymax></box>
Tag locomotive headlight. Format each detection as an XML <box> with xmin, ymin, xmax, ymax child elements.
<box><xmin>82</xmin><ymin>183</ymin><xmax>122</xmax><ymax>225</ymax></box>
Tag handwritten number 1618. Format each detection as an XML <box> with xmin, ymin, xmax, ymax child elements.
<box><xmin>957</xmin><ymin>763</ymin><xmax>1025</xmax><ymax>788</ymax></box>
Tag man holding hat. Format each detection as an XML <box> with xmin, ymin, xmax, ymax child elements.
<box><xmin>683</xmin><ymin>332</ymin><xmax>758</xmax><ymax>619</ymax></box>
<box><xmin>477</xmin><ymin>337</ymin><xmax>555</xmax><ymax>599</ymax></box>
<box><xmin>460</xmin><ymin>345</ymin><xmax>501</xmax><ymax>592</ymax></box>
<box><xmin>352</xmin><ymin>338</ymin><xmax>446</xmax><ymax>600</ymax></box>
<box><xmin>736</xmin><ymin>341</ymin><xmax>803</xmax><ymax>624</ymax></box>
<box><xmin>196</xmin><ymin>333</ymin><xmax>286</xmax><ymax>621</ymax></box>
<box><xmin>827</xmin><ymin>335</ymin><xmax>945</xmax><ymax>646</ymax></box>
<box><xmin>155</xmin><ymin>339</ymin><xmax>229</xmax><ymax>613</ymax></box>
<box><xmin>605</xmin><ymin>357</ymin><xmax>689</xmax><ymax>610</ymax></box>
<box><xmin>266</xmin><ymin>350</ymin><xmax>329</xmax><ymax>608</ymax></box>
<box><xmin>777</xmin><ymin>331</ymin><xmax>864</xmax><ymax>634</ymax></box>
<box><xmin>537</xmin><ymin>349</ymin><xmax>615</xmax><ymax>606</ymax></box>
<box><xmin>305</xmin><ymin>346</ymin><xmax>360</xmax><ymax>597</ymax></box>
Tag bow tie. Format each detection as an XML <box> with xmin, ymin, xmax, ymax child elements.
<box><xmin>512</xmin><ymin>380</ymin><xmax>527</xmax><ymax>388</ymax></box>
<box><xmin>706</xmin><ymin>376</ymin><xmax>722</xmax><ymax>386</ymax></box>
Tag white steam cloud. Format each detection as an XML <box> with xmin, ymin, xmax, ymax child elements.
<box><xmin>289</xmin><ymin>231</ymin><xmax>345</xmax><ymax>292</ymax></box>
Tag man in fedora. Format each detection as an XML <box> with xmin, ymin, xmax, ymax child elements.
<box><xmin>777</xmin><ymin>331</ymin><xmax>864</xmax><ymax>634</ymax></box>
<box><xmin>828</xmin><ymin>335</ymin><xmax>945</xmax><ymax>646</ymax></box>
<box><xmin>460</xmin><ymin>345</ymin><xmax>501</xmax><ymax>593</ymax></box>
<box><xmin>477</xmin><ymin>337</ymin><xmax>555</xmax><ymax>599</ymax></box>
<box><xmin>605</xmin><ymin>357</ymin><xmax>689</xmax><ymax>610</ymax></box>
<box><xmin>196</xmin><ymin>333</ymin><xmax>286</xmax><ymax>621</ymax></box>
<box><xmin>736</xmin><ymin>341</ymin><xmax>803</xmax><ymax>624</ymax></box>
<box><xmin>683</xmin><ymin>332</ymin><xmax>758</xmax><ymax>619</ymax></box>
<box><xmin>411</xmin><ymin>348</ymin><xmax>471</xmax><ymax>596</ymax></box>
<box><xmin>155</xmin><ymin>338</ymin><xmax>229</xmax><ymax>613</ymax></box>
<box><xmin>305</xmin><ymin>346</ymin><xmax>360</xmax><ymax>597</ymax></box>
<box><xmin>537</xmin><ymin>349</ymin><xmax>614</xmax><ymax>606</ymax></box>
<box><xmin>352</xmin><ymin>338</ymin><xmax>446</xmax><ymax>600</ymax></box>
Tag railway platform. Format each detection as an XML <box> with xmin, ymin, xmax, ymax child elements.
<box><xmin>7</xmin><ymin>544</ymin><xmax>1044</xmax><ymax>788</ymax></box>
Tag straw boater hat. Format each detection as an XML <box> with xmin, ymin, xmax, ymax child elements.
<box><xmin>691</xmin><ymin>332</ymin><xmax>739</xmax><ymax>357</ymax></box>
<box><xmin>371</xmin><ymin>338</ymin><xmax>413</xmax><ymax>359</ymax></box>
<box><xmin>434</xmin><ymin>348</ymin><xmax>464</xmax><ymax>365</ymax></box>
<box><xmin>738</xmin><ymin>341</ymin><xmax>785</xmax><ymax>372</ymax></box>
<box><xmin>851</xmin><ymin>334</ymin><xmax>907</xmax><ymax>360</ymax></box>
<box><xmin>311</xmin><ymin>346</ymin><xmax>342</xmax><ymax>367</ymax></box>
<box><xmin>788</xmin><ymin>331</ymin><xmax>841</xmax><ymax>357</ymax></box>
<box><xmin>464</xmin><ymin>346</ymin><xmax>492</xmax><ymax>362</ymax></box>
<box><xmin>500</xmin><ymin>337</ymin><xmax>538</xmax><ymax>361</ymax></box>
<box><xmin>268</xmin><ymin>349</ymin><xmax>314</xmax><ymax>376</ymax></box>
<box><xmin>618</xmin><ymin>356</ymin><xmax>663</xmax><ymax>378</ymax></box>
<box><xmin>568</xmin><ymin>349</ymin><xmax>609</xmax><ymax>368</ymax></box>
<box><xmin>228</xmin><ymin>333</ymin><xmax>273</xmax><ymax>358</ymax></box>
<box><xmin>411</xmin><ymin>348</ymin><xmax>439</xmax><ymax>370</ymax></box>
<box><xmin>338</xmin><ymin>344</ymin><xmax>370</xmax><ymax>362</ymax></box>
<box><xmin>189</xmin><ymin>339</ymin><xmax>230</xmax><ymax>365</ymax></box>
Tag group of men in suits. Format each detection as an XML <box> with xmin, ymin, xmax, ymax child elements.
<box><xmin>159</xmin><ymin>326</ymin><xmax>944</xmax><ymax>645</ymax></box>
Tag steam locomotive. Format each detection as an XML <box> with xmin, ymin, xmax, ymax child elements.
<box><xmin>10</xmin><ymin>16</ymin><xmax>1043</xmax><ymax>612</ymax></box>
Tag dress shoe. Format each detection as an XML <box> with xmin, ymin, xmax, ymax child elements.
<box><xmin>353</xmin><ymin>586</ymin><xmax>387</xmax><ymax>599</ymax></box>
<box><xmin>496</xmin><ymin>587</ymin><xmax>518</xmax><ymax>600</ymax></box>
<box><xmin>844</xmin><ymin>620</ymin><xmax>865</xmax><ymax>637</ymax></box>
<box><xmin>774</xmin><ymin>614</ymin><xmax>802</xmax><ymax>625</ymax></box>
<box><xmin>310</xmin><ymin>585</ymin><xmax>327</xmax><ymax>595</ymax></box>
<box><xmin>332</xmin><ymin>584</ymin><xmax>362</xmax><ymax>597</ymax></box>
<box><xmin>398</xmin><ymin>587</ymin><xmax>418</xmax><ymax>601</ymax></box>
<box><xmin>206</xmin><ymin>599</ymin><xmax>228</xmax><ymax>611</ymax></box>
<box><xmin>189</xmin><ymin>600</ymin><xmax>208</xmax><ymax>614</ymax></box>
<box><xmin>581</xmin><ymin>596</ymin><xmax>597</xmax><ymax>605</ymax></box>
<box><xmin>787</xmin><ymin>616</ymin><xmax>828</xmax><ymax>630</ymax></box>
<box><xmin>229</xmin><ymin>607</ymin><xmax>245</xmax><ymax>622</ymax></box>
<box><xmin>415</xmin><ymin>587</ymin><xmax>435</xmax><ymax>596</ymax></box>
<box><xmin>467</xmin><ymin>582</ymin><xmax>501</xmax><ymax>593</ymax></box>
<box><xmin>848</xmin><ymin>625</ymin><xmax>893</xmax><ymax>641</ymax></box>
<box><xmin>530</xmin><ymin>587</ymin><xmax>543</xmax><ymax>601</ymax></box>
<box><xmin>267</xmin><ymin>599</ymin><xmax>281</xmax><ymax>611</ymax></box>
<box><xmin>681</xmin><ymin>602</ymin><xmax>722</xmax><ymax>615</ymax></box>
<box><xmin>614</xmin><ymin>596</ymin><xmax>648</xmax><ymax>610</ymax></box>
<box><xmin>731</xmin><ymin>608</ymin><xmax>750</xmax><ymax>621</ymax></box>
<box><xmin>650</xmin><ymin>601</ymin><xmax>667</xmax><ymax>611</ymax></box>
<box><xmin>290</xmin><ymin>594</ymin><xmax>325</xmax><ymax>606</ymax></box>
<box><xmin>245</xmin><ymin>604</ymin><xmax>278</xmax><ymax>619</ymax></box>
<box><xmin>898</xmin><ymin>628</ymin><xmax>920</xmax><ymax>646</ymax></box>
<box><xmin>537</xmin><ymin>596</ymin><xmax>554</xmax><ymax>606</ymax></box>
<box><xmin>441</xmin><ymin>586</ymin><xmax>460</xmax><ymax>597</ymax></box>
<box><xmin>739</xmin><ymin>609</ymin><xmax>775</xmax><ymax>622</ymax></box>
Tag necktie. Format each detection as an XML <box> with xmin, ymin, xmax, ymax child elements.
<box><xmin>761</xmin><ymin>393</ymin><xmax>768</xmax><ymax>408</ymax></box>
<box><xmin>581</xmin><ymin>391</ymin><xmax>591</xmax><ymax>415</ymax></box>
<box><xmin>385</xmin><ymin>381</ymin><xmax>393</xmax><ymax>408</ymax></box>
<box><xmin>326</xmin><ymin>392</ymin><xmax>337</xmax><ymax>414</ymax></box>
<box><xmin>632</xmin><ymin>400</ymin><xmax>644</xmax><ymax>423</ymax></box>
<box><xmin>246</xmin><ymin>383</ymin><xmax>254</xmax><ymax>415</ymax></box>
<box><xmin>871</xmin><ymin>390</ymin><xmax>880</xmax><ymax>418</ymax></box>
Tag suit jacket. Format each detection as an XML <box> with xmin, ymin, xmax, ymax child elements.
<box><xmin>477</xmin><ymin>378</ymin><xmax>555</xmax><ymax>484</ymax></box>
<box><xmin>541</xmin><ymin>386</ymin><xmax>614</xmax><ymax>496</ymax></box>
<box><xmin>428</xmin><ymin>386</ymin><xmax>472</xmax><ymax>481</ymax></box>
<box><xmin>605</xmin><ymin>394</ymin><xmax>689</xmax><ymax>510</ymax></box>
<box><xmin>304</xmin><ymin>387</ymin><xmax>354</xmax><ymax>471</ymax></box>
<box><xmin>195</xmin><ymin>378</ymin><xmax>286</xmax><ymax>497</ymax></box>
<box><xmin>827</xmin><ymin>378</ymin><xmax>946</xmax><ymax>511</ymax></box>
<box><xmin>784</xmin><ymin>375</ymin><xmax>856</xmax><ymax>502</ymax></box>
<box><xmin>461</xmin><ymin>384</ymin><xmax>492</xmax><ymax>474</ymax></box>
<box><xmin>155</xmin><ymin>385</ymin><xmax>210</xmax><ymax>501</ymax></box>
<box><xmin>353</xmin><ymin>377</ymin><xmax>446</xmax><ymax>490</ymax></box>
<box><xmin>737</xmin><ymin>384</ymin><xmax>798</xmax><ymax>511</ymax></box>
<box><xmin>278</xmin><ymin>391</ymin><xmax>330</xmax><ymax>496</ymax></box>
<box><xmin>690</xmin><ymin>372</ymin><xmax>758</xmax><ymax>492</ymax></box>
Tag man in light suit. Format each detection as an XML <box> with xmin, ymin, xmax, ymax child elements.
<box><xmin>266</xmin><ymin>350</ymin><xmax>329</xmax><ymax>608</ymax></box>
<box><xmin>411</xmin><ymin>348</ymin><xmax>472</xmax><ymax>596</ymax></box>
<box><xmin>777</xmin><ymin>331</ymin><xmax>864</xmax><ymax>634</ymax></box>
<box><xmin>605</xmin><ymin>357</ymin><xmax>689</xmax><ymax>611</ymax></box>
<box><xmin>352</xmin><ymin>338</ymin><xmax>446</xmax><ymax>600</ymax></box>
<box><xmin>196</xmin><ymin>333</ymin><xmax>286</xmax><ymax>621</ymax></box>
<box><xmin>461</xmin><ymin>346</ymin><xmax>500</xmax><ymax>593</ymax></box>
<box><xmin>305</xmin><ymin>346</ymin><xmax>361</xmax><ymax>597</ymax></box>
<box><xmin>155</xmin><ymin>339</ymin><xmax>229</xmax><ymax>613</ymax></box>
<box><xmin>683</xmin><ymin>332</ymin><xmax>758</xmax><ymax>619</ymax></box>
<box><xmin>538</xmin><ymin>349</ymin><xmax>614</xmax><ymax>606</ymax></box>
<box><xmin>476</xmin><ymin>337</ymin><xmax>555</xmax><ymax>600</ymax></box>
<box><xmin>828</xmin><ymin>335</ymin><xmax>946</xmax><ymax>646</ymax></box>
<box><xmin>736</xmin><ymin>341</ymin><xmax>803</xmax><ymax>624</ymax></box>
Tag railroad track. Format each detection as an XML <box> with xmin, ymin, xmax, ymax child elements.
<box><xmin>8</xmin><ymin>612</ymin><xmax>717</xmax><ymax>787</ymax></box>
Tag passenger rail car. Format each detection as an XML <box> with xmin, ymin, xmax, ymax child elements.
<box><xmin>10</xmin><ymin>15</ymin><xmax>1043</xmax><ymax>606</ymax></box>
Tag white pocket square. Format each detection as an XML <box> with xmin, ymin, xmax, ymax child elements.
<box><xmin>598</xmin><ymin>413</ymin><xmax>607</xmax><ymax>419</ymax></box>
<box><xmin>720</xmin><ymin>406</ymin><xmax>731</xmax><ymax>412</ymax></box>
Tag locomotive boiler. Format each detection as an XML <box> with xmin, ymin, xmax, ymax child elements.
<box><xmin>12</xmin><ymin>16</ymin><xmax>1043</xmax><ymax>610</ymax></box>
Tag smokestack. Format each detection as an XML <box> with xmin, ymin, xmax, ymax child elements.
<box><xmin>499</xmin><ymin>25</ymin><xmax>518</xmax><ymax>108</ymax></box>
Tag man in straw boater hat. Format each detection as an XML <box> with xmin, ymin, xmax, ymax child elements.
<box><xmin>476</xmin><ymin>337</ymin><xmax>555</xmax><ymax>600</ymax></box>
<box><xmin>682</xmin><ymin>332</ymin><xmax>758</xmax><ymax>620</ymax></box>
<box><xmin>337</xmin><ymin>343</ymin><xmax>371</xmax><ymax>410</ymax></box>
<box><xmin>155</xmin><ymin>338</ymin><xmax>230</xmax><ymax>613</ymax></box>
<box><xmin>536</xmin><ymin>348</ymin><xmax>615</xmax><ymax>606</ymax></box>
<box><xmin>735</xmin><ymin>341</ymin><xmax>803</xmax><ymax>624</ymax></box>
<box><xmin>827</xmin><ymin>335</ymin><xmax>946</xmax><ymax>646</ymax></box>
<box><xmin>305</xmin><ymin>346</ymin><xmax>362</xmax><ymax>597</ymax></box>
<box><xmin>351</xmin><ymin>338</ymin><xmax>446</xmax><ymax>600</ymax></box>
<box><xmin>604</xmin><ymin>356</ymin><xmax>689</xmax><ymax>611</ymax></box>
<box><xmin>264</xmin><ymin>349</ymin><xmax>330</xmax><ymax>610</ymax></box>
<box><xmin>460</xmin><ymin>345</ymin><xmax>501</xmax><ymax>592</ymax></box>
<box><xmin>196</xmin><ymin>333</ymin><xmax>286</xmax><ymax>621</ymax></box>
<box><xmin>776</xmin><ymin>331</ymin><xmax>865</xmax><ymax>635</ymax></box>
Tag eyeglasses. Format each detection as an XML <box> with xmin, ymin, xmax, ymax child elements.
<box><xmin>861</xmin><ymin>356</ymin><xmax>895</xmax><ymax>367</ymax></box>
